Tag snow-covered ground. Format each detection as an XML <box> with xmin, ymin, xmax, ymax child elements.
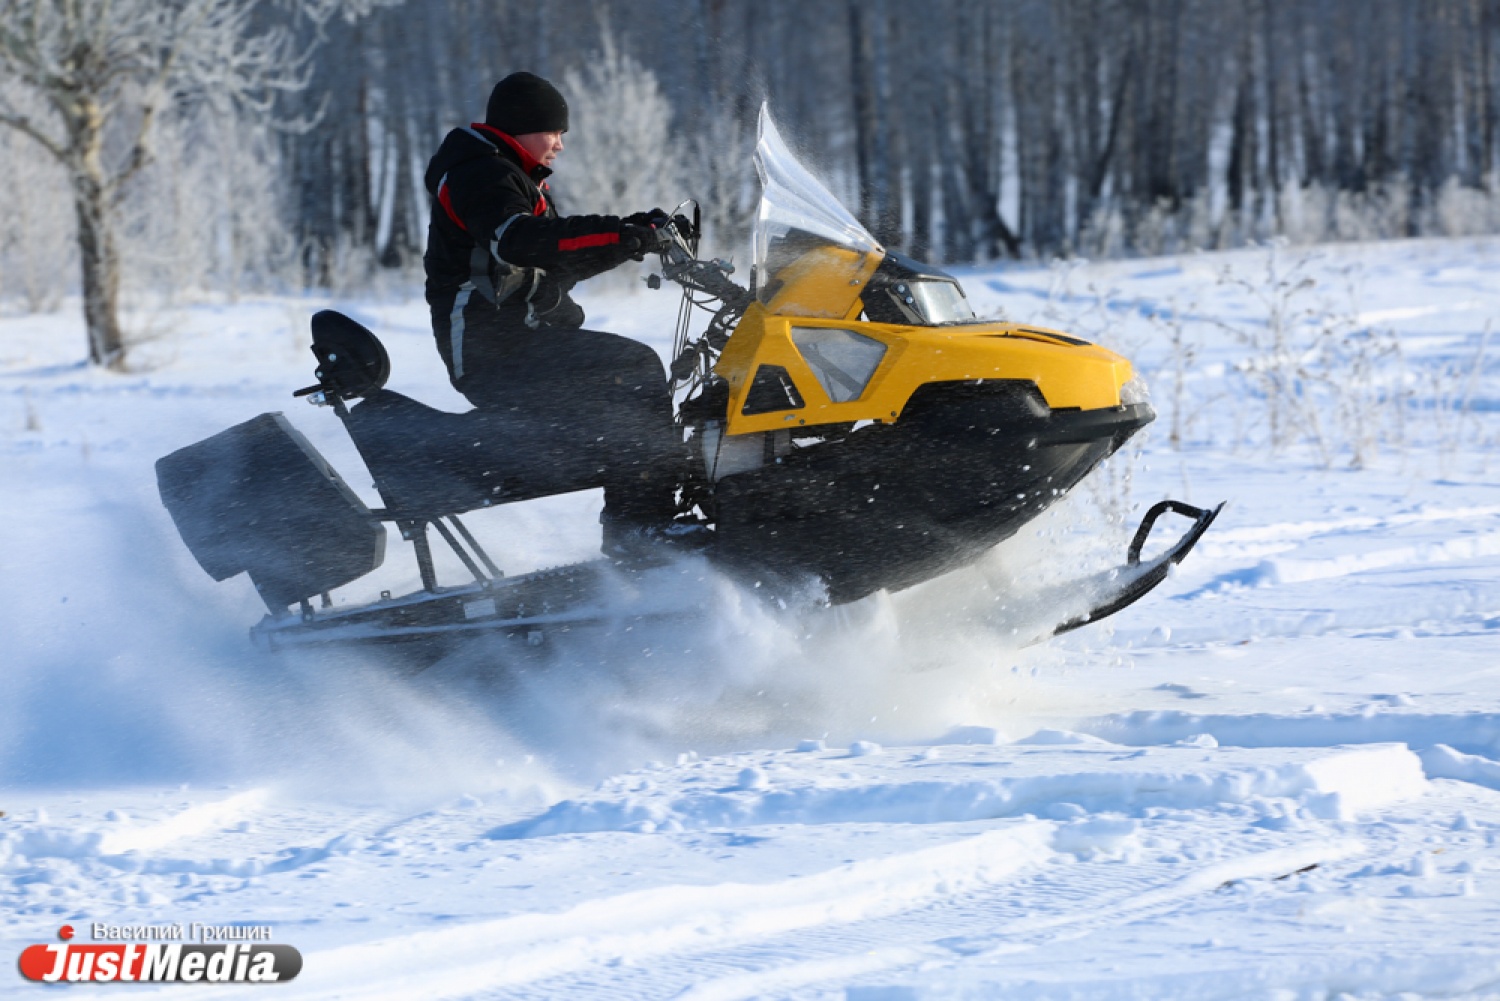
<box><xmin>3</xmin><ymin>237</ymin><xmax>1500</xmax><ymax>998</ymax></box>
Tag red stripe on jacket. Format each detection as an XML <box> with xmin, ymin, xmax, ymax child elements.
<box><xmin>558</xmin><ymin>232</ymin><xmax>621</xmax><ymax>252</ymax></box>
<box><xmin>437</xmin><ymin>181</ymin><xmax>466</xmax><ymax>232</ymax></box>
<box><xmin>437</xmin><ymin>175</ymin><xmax>544</xmax><ymax>236</ymax></box>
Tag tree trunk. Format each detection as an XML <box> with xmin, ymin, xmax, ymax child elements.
<box><xmin>1254</xmin><ymin>1</ymin><xmax>1276</xmax><ymax>228</ymax></box>
<box><xmin>847</xmin><ymin>0</ymin><xmax>884</xmax><ymax>235</ymax></box>
<box><xmin>69</xmin><ymin>108</ymin><xmax>126</xmax><ymax>369</ymax></box>
<box><xmin>73</xmin><ymin>178</ymin><xmax>124</xmax><ymax>369</ymax></box>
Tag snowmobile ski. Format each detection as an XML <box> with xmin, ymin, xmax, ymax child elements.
<box><xmin>1052</xmin><ymin>500</ymin><xmax>1225</xmax><ymax>636</ymax></box>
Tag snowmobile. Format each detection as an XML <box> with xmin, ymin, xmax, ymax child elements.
<box><xmin>155</xmin><ymin>107</ymin><xmax>1221</xmax><ymax>654</ymax></box>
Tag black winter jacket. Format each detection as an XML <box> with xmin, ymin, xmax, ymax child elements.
<box><xmin>422</xmin><ymin>124</ymin><xmax>636</xmax><ymax>336</ymax></box>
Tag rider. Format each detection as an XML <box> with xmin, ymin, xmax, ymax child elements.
<box><xmin>422</xmin><ymin>71</ymin><xmax>685</xmax><ymax>555</ymax></box>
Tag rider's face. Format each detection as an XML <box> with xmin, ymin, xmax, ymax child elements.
<box><xmin>514</xmin><ymin>130</ymin><xmax>565</xmax><ymax>167</ymax></box>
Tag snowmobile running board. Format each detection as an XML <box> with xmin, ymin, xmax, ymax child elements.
<box><xmin>1052</xmin><ymin>500</ymin><xmax>1224</xmax><ymax>636</ymax></box>
<box><xmin>249</xmin><ymin>500</ymin><xmax>1223</xmax><ymax>654</ymax></box>
<box><xmin>247</xmin><ymin>558</ymin><xmax>697</xmax><ymax>653</ymax></box>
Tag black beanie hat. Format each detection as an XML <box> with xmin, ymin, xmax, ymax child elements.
<box><xmin>485</xmin><ymin>72</ymin><xmax>569</xmax><ymax>135</ymax></box>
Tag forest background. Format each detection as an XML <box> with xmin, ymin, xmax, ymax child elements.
<box><xmin>4</xmin><ymin>0</ymin><xmax>1500</xmax><ymax>367</ymax></box>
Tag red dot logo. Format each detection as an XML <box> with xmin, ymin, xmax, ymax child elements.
<box><xmin>58</xmin><ymin>925</ymin><xmax>74</xmax><ymax>941</ymax></box>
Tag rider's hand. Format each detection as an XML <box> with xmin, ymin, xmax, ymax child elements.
<box><xmin>670</xmin><ymin>214</ymin><xmax>697</xmax><ymax>240</ymax></box>
<box><xmin>621</xmin><ymin>223</ymin><xmax>670</xmax><ymax>260</ymax></box>
<box><xmin>623</xmin><ymin>208</ymin><xmax>670</xmax><ymax>230</ymax></box>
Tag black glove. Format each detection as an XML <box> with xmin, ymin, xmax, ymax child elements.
<box><xmin>540</xmin><ymin>294</ymin><xmax>585</xmax><ymax>328</ymax></box>
<box><xmin>670</xmin><ymin>214</ymin><xmax>697</xmax><ymax>241</ymax></box>
<box><xmin>621</xmin><ymin>223</ymin><xmax>671</xmax><ymax>260</ymax></box>
<box><xmin>527</xmin><ymin>277</ymin><xmax>585</xmax><ymax>328</ymax></box>
<box><xmin>623</xmin><ymin>208</ymin><xmax>670</xmax><ymax>229</ymax></box>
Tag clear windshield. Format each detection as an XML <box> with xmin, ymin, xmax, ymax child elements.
<box><xmin>907</xmin><ymin>280</ymin><xmax>976</xmax><ymax>324</ymax></box>
<box><xmin>752</xmin><ymin>106</ymin><xmax>883</xmax><ymax>316</ymax></box>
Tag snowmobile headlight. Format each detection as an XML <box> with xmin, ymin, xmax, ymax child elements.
<box><xmin>1119</xmin><ymin>374</ymin><xmax>1150</xmax><ymax>407</ymax></box>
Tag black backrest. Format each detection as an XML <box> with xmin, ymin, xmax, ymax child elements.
<box><xmin>310</xmin><ymin>310</ymin><xmax>390</xmax><ymax>400</ymax></box>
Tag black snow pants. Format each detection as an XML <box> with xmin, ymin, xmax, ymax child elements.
<box><xmin>433</xmin><ymin>300</ymin><xmax>680</xmax><ymax>531</ymax></box>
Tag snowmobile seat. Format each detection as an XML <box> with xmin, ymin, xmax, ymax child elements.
<box><xmin>342</xmin><ymin>390</ymin><xmax>608</xmax><ymax>518</ymax></box>
<box><xmin>298</xmin><ymin>311</ymin><xmax>606</xmax><ymax>517</ymax></box>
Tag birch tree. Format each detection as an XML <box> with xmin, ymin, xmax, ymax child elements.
<box><xmin>0</xmin><ymin>0</ymin><xmax>308</xmax><ymax>368</ymax></box>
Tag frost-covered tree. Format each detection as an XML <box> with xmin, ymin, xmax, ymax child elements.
<box><xmin>0</xmin><ymin>80</ymin><xmax>71</xmax><ymax>311</ymax></box>
<box><xmin>0</xmin><ymin>0</ymin><xmax>308</xmax><ymax>368</ymax></box>
<box><xmin>556</xmin><ymin>30</ymin><xmax>679</xmax><ymax>218</ymax></box>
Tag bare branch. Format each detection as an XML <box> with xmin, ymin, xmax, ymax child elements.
<box><xmin>0</xmin><ymin>109</ymin><xmax>66</xmax><ymax>161</ymax></box>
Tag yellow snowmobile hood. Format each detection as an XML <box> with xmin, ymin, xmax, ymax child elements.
<box><xmin>714</xmin><ymin>297</ymin><xmax>1137</xmax><ymax>436</ymax></box>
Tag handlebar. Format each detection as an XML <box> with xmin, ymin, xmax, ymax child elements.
<box><xmin>652</xmin><ymin>210</ymin><xmax>747</xmax><ymax>303</ymax></box>
<box><xmin>645</xmin><ymin>201</ymin><xmax>753</xmax><ymax>390</ymax></box>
